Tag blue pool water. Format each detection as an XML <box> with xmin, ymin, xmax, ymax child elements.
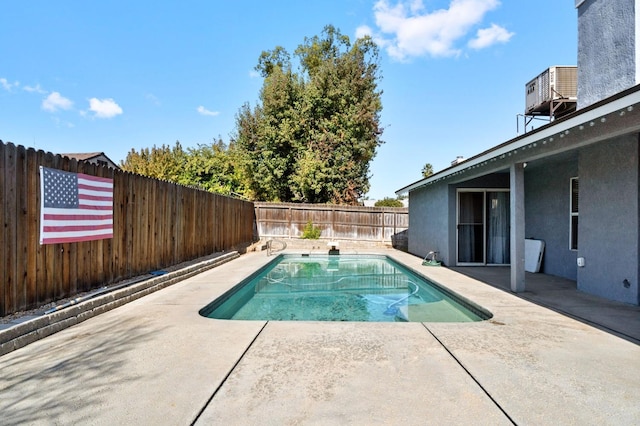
<box><xmin>199</xmin><ymin>255</ymin><xmax>490</xmax><ymax>322</ymax></box>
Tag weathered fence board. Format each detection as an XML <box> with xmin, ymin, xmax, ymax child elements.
<box><xmin>3</xmin><ymin>143</ymin><xmax>17</xmax><ymax>314</ymax></box>
<box><xmin>254</xmin><ymin>202</ymin><xmax>408</xmax><ymax>244</ymax></box>
<box><xmin>0</xmin><ymin>142</ymin><xmax>256</xmax><ymax>316</ymax></box>
<box><xmin>0</xmin><ymin>143</ymin><xmax>5</xmax><ymax>314</ymax></box>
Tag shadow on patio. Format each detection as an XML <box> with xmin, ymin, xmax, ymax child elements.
<box><xmin>449</xmin><ymin>266</ymin><xmax>640</xmax><ymax>345</ymax></box>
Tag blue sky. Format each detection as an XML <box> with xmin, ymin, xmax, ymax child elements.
<box><xmin>0</xmin><ymin>0</ymin><xmax>577</xmax><ymax>200</ymax></box>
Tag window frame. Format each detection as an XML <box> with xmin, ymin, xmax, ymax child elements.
<box><xmin>569</xmin><ymin>177</ymin><xmax>579</xmax><ymax>251</ymax></box>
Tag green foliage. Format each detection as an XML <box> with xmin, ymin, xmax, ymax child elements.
<box><xmin>301</xmin><ymin>220</ymin><xmax>321</xmax><ymax>239</ymax></box>
<box><xmin>120</xmin><ymin>139</ymin><xmax>247</xmax><ymax>197</ymax></box>
<box><xmin>233</xmin><ymin>25</ymin><xmax>384</xmax><ymax>204</ymax></box>
<box><xmin>374</xmin><ymin>197</ymin><xmax>404</xmax><ymax>207</ymax></box>
<box><xmin>120</xmin><ymin>141</ymin><xmax>187</xmax><ymax>182</ymax></box>
<box><xmin>422</xmin><ymin>163</ymin><xmax>434</xmax><ymax>178</ymax></box>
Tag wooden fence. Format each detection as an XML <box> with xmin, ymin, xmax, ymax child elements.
<box><xmin>254</xmin><ymin>202</ymin><xmax>408</xmax><ymax>245</ymax></box>
<box><xmin>0</xmin><ymin>142</ymin><xmax>256</xmax><ymax>316</ymax></box>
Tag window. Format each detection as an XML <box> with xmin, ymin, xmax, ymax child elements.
<box><xmin>570</xmin><ymin>177</ymin><xmax>579</xmax><ymax>250</ymax></box>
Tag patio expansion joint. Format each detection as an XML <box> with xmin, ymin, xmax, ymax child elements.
<box><xmin>421</xmin><ymin>323</ymin><xmax>518</xmax><ymax>426</ymax></box>
<box><xmin>190</xmin><ymin>320</ymin><xmax>270</xmax><ymax>426</ymax></box>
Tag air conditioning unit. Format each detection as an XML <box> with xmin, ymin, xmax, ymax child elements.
<box><xmin>451</xmin><ymin>156</ymin><xmax>465</xmax><ymax>166</ymax></box>
<box><xmin>525</xmin><ymin>66</ymin><xmax>577</xmax><ymax>117</ymax></box>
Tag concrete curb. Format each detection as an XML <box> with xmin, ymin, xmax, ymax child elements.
<box><xmin>0</xmin><ymin>251</ymin><xmax>240</xmax><ymax>356</ymax></box>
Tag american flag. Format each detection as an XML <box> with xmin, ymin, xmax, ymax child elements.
<box><xmin>39</xmin><ymin>166</ymin><xmax>114</xmax><ymax>244</ymax></box>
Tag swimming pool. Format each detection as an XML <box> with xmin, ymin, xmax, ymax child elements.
<box><xmin>199</xmin><ymin>254</ymin><xmax>491</xmax><ymax>322</ymax></box>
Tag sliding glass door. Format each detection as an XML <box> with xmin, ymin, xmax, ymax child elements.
<box><xmin>457</xmin><ymin>192</ymin><xmax>484</xmax><ymax>263</ymax></box>
<box><xmin>457</xmin><ymin>190</ymin><xmax>510</xmax><ymax>265</ymax></box>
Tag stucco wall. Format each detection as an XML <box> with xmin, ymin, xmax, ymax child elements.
<box><xmin>577</xmin><ymin>0</ymin><xmax>637</xmax><ymax>108</ymax></box>
<box><xmin>408</xmin><ymin>173</ymin><xmax>510</xmax><ymax>266</ymax></box>
<box><xmin>525</xmin><ymin>158</ymin><xmax>579</xmax><ymax>280</ymax></box>
<box><xmin>408</xmin><ymin>184</ymin><xmax>450</xmax><ymax>264</ymax></box>
<box><xmin>578</xmin><ymin>134</ymin><xmax>640</xmax><ymax>305</ymax></box>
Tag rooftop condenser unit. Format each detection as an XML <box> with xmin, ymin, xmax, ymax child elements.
<box><xmin>525</xmin><ymin>66</ymin><xmax>577</xmax><ymax>118</ymax></box>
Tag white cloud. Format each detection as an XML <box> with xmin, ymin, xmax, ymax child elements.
<box><xmin>24</xmin><ymin>84</ymin><xmax>47</xmax><ymax>94</ymax></box>
<box><xmin>468</xmin><ymin>23</ymin><xmax>513</xmax><ymax>49</ymax></box>
<box><xmin>42</xmin><ymin>92</ymin><xmax>73</xmax><ymax>112</ymax></box>
<box><xmin>248</xmin><ymin>70</ymin><xmax>260</xmax><ymax>78</ymax></box>
<box><xmin>1</xmin><ymin>78</ymin><xmax>20</xmax><ymax>91</ymax></box>
<box><xmin>88</xmin><ymin>98</ymin><xmax>123</xmax><ymax>118</ymax></box>
<box><xmin>197</xmin><ymin>105</ymin><xmax>220</xmax><ymax>117</ymax></box>
<box><xmin>364</xmin><ymin>0</ymin><xmax>505</xmax><ymax>60</ymax></box>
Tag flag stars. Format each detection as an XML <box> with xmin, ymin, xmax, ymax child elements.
<box><xmin>43</xmin><ymin>168</ymin><xmax>79</xmax><ymax>208</ymax></box>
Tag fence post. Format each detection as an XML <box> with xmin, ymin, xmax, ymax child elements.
<box><xmin>331</xmin><ymin>207</ymin><xmax>336</xmax><ymax>239</ymax></box>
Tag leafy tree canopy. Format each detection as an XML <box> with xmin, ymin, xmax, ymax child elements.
<box><xmin>120</xmin><ymin>141</ymin><xmax>187</xmax><ymax>183</ymax></box>
<box><xmin>422</xmin><ymin>163</ymin><xmax>434</xmax><ymax>178</ymax></box>
<box><xmin>120</xmin><ymin>139</ymin><xmax>245</xmax><ymax>196</ymax></box>
<box><xmin>233</xmin><ymin>25</ymin><xmax>384</xmax><ymax>204</ymax></box>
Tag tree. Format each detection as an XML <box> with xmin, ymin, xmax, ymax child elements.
<box><xmin>120</xmin><ymin>141</ymin><xmax>187</xmax><ymax>183</ymax></box>
<box><xmin>422</xmin><ymin>163</ymin><xmax>434</xmax><ymax>178</ymax></box>
<box><xmin>233</xmin><ymin>25</ymin><xmax>384</xmax><ymax>204</ymax></box>
<box><xmin>181</xmin><ymin>139</ymin><xmax>244</xmax><ymax>195</ymax></box>
<box><xmin>121</xmin><ymin>139</ymin><xmax>245</xmax><ymax>196</ymax></box>
<box><xmin>233</xmin><ymin>65</ymin><xmax>304</xmax><ymax>201</ymax></box>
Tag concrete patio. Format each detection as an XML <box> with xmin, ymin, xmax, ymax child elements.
<box><xmin>449</xmin><ymin>266</ymin><xmax>640</xmax><ymax>344</ymax></box>
<box><xmin>0</xmin><ymin>248</ymin><xmax>639</xmax><ymax>425</ymax></box>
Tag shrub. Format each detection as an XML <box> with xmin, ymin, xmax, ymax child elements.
<box><xmin>301</xmin><ymin>220</ymin><xmax>321</xmax><ymax>239</ymax></box>
<box><xmin>374</xmin><ymin>197</ymin><xmax>404</xmax><ymax>207</ymax></box>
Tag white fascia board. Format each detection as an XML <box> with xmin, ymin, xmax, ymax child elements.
<box><xmin>397</xmin><ymin>88</ymin><xmax>640</xmax><ymax>195</ymax></box>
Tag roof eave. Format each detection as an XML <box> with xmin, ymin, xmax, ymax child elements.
<box><xmin>396</xmin><ymin>84</ymin><xmax>640</xmax><ymax>196</ymax></box>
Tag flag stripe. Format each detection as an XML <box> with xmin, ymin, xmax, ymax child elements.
<box><xmin>44</xmin><ymin>209</ymin><xmax>113</xmax><ymax>217</ymax></box>
<box><xmin>77</xmin><ymin>202</ymin><xmax>112</xmax><ymax>209</ymax></box>
<box><xmin>42</xmin><ymin>216</ymin><xmax>113</xmax><ymax>225</ymax></box>
<box><xmin>79</xmin><ymin>193</ymin><xmax>113</xmax><ymax>202</ymax></box>
<box><xmin>44</xmin><ymin>229</ymin><xmax>113</xmax><ymax>238</ymax></box>
<box><xmin>43</xmin><ymin>224</ymin><xmax>114</xmax><ymax>232</ymax></box>
<box><xmin>78</xmin><ymin>173</ymin><xmax>113</xmax><ymax>185</ymax></box>
<box><xmin>40</xmin><ymin>166</ymin><xmax>114</xmax><ymax>244</ymax></box>
<box><xmin>42</xmin><ymin>233</ymin><xmax>114</xmax><ymax>244</ymax></box>
<box><xmin>78</xmin><ymin>183</ymin><xmax>113</xmax><ymax>192</ymax></box>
